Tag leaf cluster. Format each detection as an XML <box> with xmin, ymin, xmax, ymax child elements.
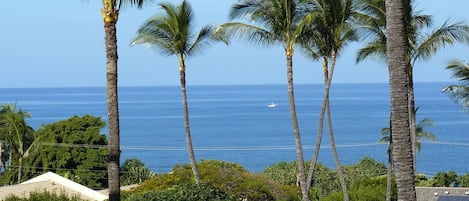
<box><xmin>18</xmin><ymin>115</ymin><xmax>109</xmax><ymax>189</ymax></box>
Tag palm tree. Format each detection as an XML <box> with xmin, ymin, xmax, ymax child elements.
<box><xmin>443</xmin><ymin>59</ymin><xmax>469</xmax><ymax>111</ymax></box>
<box><xmin>131</xmin><ymin>0</ymin><xmax>223</xmax><ymax>185</ymax></box>
<box><xmin>0</xmin><ymin>103</ymin><xmax>35</xmax><ymax>184</ymax></box>
<box><xmin>215</xmin><ymin>1</ymin><xmax>314</xmax><ymax>199</ymax></box>
<box><xmin>385</xmin><ymin>0</ymin><xmax>417</xmax><ymax>200</ymax></box>
<box><xmin>99</xmin><ymin>0</ymin><xmax>149</xmax><ymax>200</ymax></box>
<box><xmin>380</xmin><ymin>108</ymin><xmax>436</xmax><ymax>154</ymax></box>
<box><xmin>356</xmin><ymin>0</ymin><xmax>469</xmax><ymax>170</ymax></box>
<box><xmin>300</xmin><ymin>0</ymin><xmax>357</xmax><ymax>199</ymax></box>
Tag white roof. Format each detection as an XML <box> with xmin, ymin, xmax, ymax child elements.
<box><xmin>0</xmin><ymin>172</ymin><xmax>108</xmax><ymax>201</ymax></box>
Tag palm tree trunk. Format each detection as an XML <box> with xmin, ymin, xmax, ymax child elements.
<box><xmin>17</xmin><ymin>156</ymin><xmax>23</xmax><ymax>184</ymax></box>
<box><xmin>385</xmin><ymin>0</ymin><xmax>416</xmax><ymax>200</ymax></box>
<box><xmin>179</xmin><ymin>56</ymin><xmax>200</xmax><ymax>185</ymax></box>
<box><xmin>407</xmin><ymin>64</ymin><xmax>417</xmax><ymax>170</ymax></box>
<box><xmin>286</xmin><ymin>50</ymin><xmax>309</xmax><ymax>201</ymax></box>
<box><xmin>386</xmin><ymin>140</ymin><xmax>393</xmax><ymax>201</ymax></box>
<box><xmin>104</xmin><ymin>20</ymin><xmax>121</xmax><ymax>201</ymax></box>
<box><xmin>326</xmin><ymin>102</ymin><xmax>349</xmax><ymax>201</ymax></box>
<box><xmin>325</xmin><ymin>51</ymin><xmax>349</xmax><ymax>201</ymax></box>
<box><xmin>306</xmin><ymin>58</ymin><xmax>328</xmax><ymax>190</ymax></box>
<box><xmin>386</xmin><ymin>114</ymin><xmax>393</xmax><ymax>201</ymax></box>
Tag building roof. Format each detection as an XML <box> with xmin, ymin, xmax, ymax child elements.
<box><xmin>0</xmin><ymin>172</ymin><xmax>108</xmax><ymax>201</ymax></box>
<box><xmin>437</xmin><ymin>196</ymin><xmax>469</xmax><ymax>201</ymax></box>
<box><xmin>417</xmin><ymin>187</ymin><xmax>469</xmax><ymax>201</ymax></box>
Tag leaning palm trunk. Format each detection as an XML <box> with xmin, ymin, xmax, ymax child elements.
<box><xmin>179</xmin><ymin>56</ymin><xmax>200</xmax><ymax>185</ymax></box>
<box><xmin>307</xmin><ymin>53</ymin><xmax>349</xmax><ymax>201</ymax></box>
<box><xmin>326</xmin><ymin>96</ymin><xmax>349</xmax><ymax>201</ymax></box>
<box><xmin>306</xmin><ymin>58</ymin><xmax>328</xmax><ymax>190</ymax></box>
<box><xmin>324</xmin><ymin>52</ymin><xmax>349</xmax><ymax>201</ymax></box>
<box><xmin>385</xmin><ymin>0</ymin><xmax>417</xmax><ymax>200</ymax></box>
<box><xmin>104</xmin><ymin>20</ymin><xmax>121</xmax><ymax>201</ymax></box>
<box><xmin>286</xmin><ymin>49</ymin><xmax>309</xmax><ymax>201</ymax></box>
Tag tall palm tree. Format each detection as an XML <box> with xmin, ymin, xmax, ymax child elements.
<box><xmin>300</xmin><ymin>0</ymin><xmax>357</xmax><ymax>199</ymax></box>
<box><xmin>99</xmin><ymin>0</ymin><xmax>149</xmax><ymax>200</ymax></box>
<box><xmin>385</xmin><ymin>0</ymin><xmax>416</xmax><ymax>200</ymax></box>
<box><xmin>443</xmin><ymin>59</ymin><xmax>469</xmax><ymax>111</ymax></box>
<box><xmin>356</xmin><ymin>0</ymin><xmax>469</xmax><ymax>170</ymax></box>
<box><xmin>215</xmin><ymin>1</ymin><xmax>314</xmax><ymax>199</ymax></box>
<box><xmin>131</xmin><ymin>0</ymin><xmax>223</xmax><ymax>185</ymax></box>
<box><xmin>0</xmin><ymin>103</ymin><xmax>35</xmax><ymax>184</ymax></box>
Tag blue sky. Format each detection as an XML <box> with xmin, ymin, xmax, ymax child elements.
<box><xmin>1</xmin><ymin>0</ymin><xmax>468</xmax><ymax>88</ymax></box>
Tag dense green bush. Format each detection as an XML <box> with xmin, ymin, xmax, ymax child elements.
<box><xmin>127</xmin><ymin>160</ymin><xmax>297</xmax><ymax>200</ymax></box>
<box><xmin>121</xmin><ymin>158</ymin><xmax>156</xmax><ymax>186</ymax></box>
<box><xmin>457</xmin><ymin>173</ymin><xmax>469</xmax><ymax>187</ymax></box>
<box><xmin>262</xmin><ymin>157</ymin><xmax>388</xmax><ymax>200</ymax></box>
<box><xmin>322</xmin><ymin>176</ymin><xmax>396</xmax><ymax>201</ymax></box>
<box><xmin>4</xmin><ymin>191</ymin><xmax>85</xmax><ymax>201</ymax></box>
<box><xmin>123</xmin><ymin>183</ymin><xmax>234</xmax><ymax>201</ymax></box>
<box><xmin>19</xmin><ymin>115</ymin><xmax>109</xmax><ymax>188</ymax></box>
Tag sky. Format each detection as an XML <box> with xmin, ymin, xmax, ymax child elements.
<box><xmin>1</xmin><ymin>0</ymin><xmax>469</xmax><ymax>88</ymax></box>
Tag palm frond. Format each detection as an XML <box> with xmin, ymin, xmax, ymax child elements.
<box><xmin>443</xmin><ymin>59</ymin><xmax>469</xmax><ymax>110</ymax></box>
<box><xmin>356</xmin><ymin>41</ymin><xmax>386</xmax><ymax>63</ymax></box>
<box><xmin>217</xmin><ymin>22</ymin><xmax>276</xmax><ymax>46</ymax></box>
<box><xmin>379</xmin><ymin>127</ymin><xmax>390</xmax><ymax>143</ymax></box>
<box><xmin>117</xmin><ymin>0</ymin><xmax>153</xmax><ymax>10</ymax></box>
<box><xmin>415</xmin><ymin>21</ymin><xmax>469</xmax><ymax>62</ymax></box>
<box><xmin>187</xmin><ymin>26</ymin><xmax>218</xmax><ymax>57</ymax></box>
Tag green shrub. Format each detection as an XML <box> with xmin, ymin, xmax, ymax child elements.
<box><xmin>457</xmin><ymin>173</ymin><xmax>469</xmax><ymax>187</ymax></box>
<box><xmin>120</xmin><ymin>158</ymin><xmax>156</xmax><ymax>185</ymax></box>
<box><xmin>4</xmin><ymin>190</ymin><xmax>85</xmax><ymax>201</ymax></box>
<box><xmin>129</xmin><ymin>160</ymin><xmax>294</xmax><ymax>200</ymax></box>
<box><xmin>322</xmin><ymin>176</ymin><xmax>396</xmax><ymax>201</ymax></box>
<box><xmin>123</xmin><ymin>183</ymin><xmax>234</xmax><ymax>201</ymax></box>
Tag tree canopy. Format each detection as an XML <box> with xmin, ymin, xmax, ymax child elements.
<box><xmin>20</xmin><ymin>115</ymin><xmax>109</xmax><ymax>189</ymax></box>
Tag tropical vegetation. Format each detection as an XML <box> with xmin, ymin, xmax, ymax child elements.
<box><xmin>300</xmin><ymin>1</ymin><xmax>358</xmax><ymax>200</ymax></box>
<box><xmin>2</xmin><ymin>0</ymin><xmax>469</xmax><ymax>200</ymax></box>
<box><xmin>215</xmin><ymin>1</ymin><xmax>317</xmax><ymax>199</ymax></box>
<box><xmin>0</xmin><ymin>115</ymin><xmax>109</xmax><ymax>188</ymax></box>
<box><xmin>0</xmin><ymin>103</ymin><xmax>36</xmax><ymax>184</ymax></box>
<box><xmin>443</xmin><ymin>59</ymin><xmax>469</xmax><ymax>111</ymax></box>
<box><xmin>131</xmin><ymin>0</ymin><xmax>224</xmax><ymax>185</ymax></box>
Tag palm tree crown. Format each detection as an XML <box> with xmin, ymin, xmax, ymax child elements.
<box><xmin>131</xmin><ymin>0</ymin><xmax>219</xmax><ymax>58</ymax></box>
<box><xmin>356</xmin><ymin>0</ymin><xmax>469</xmax><ymax>64</ymax></box>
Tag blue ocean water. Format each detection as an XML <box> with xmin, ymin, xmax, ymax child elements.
<box><xmin>0</xmin><ymin>82</ymin><xmax>468</xmax><ymax>176</ymax></box>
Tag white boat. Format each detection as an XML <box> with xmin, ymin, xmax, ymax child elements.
<box><xmin>267</xmin><ymin>102</ymin><xmax>277</xmax><ymax>108</ymax></box>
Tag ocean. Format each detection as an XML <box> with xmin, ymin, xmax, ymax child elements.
<box><xmin>0</xmin><ymin>82</ymin><xmax>468</xmax><ymax>176</ymax></box>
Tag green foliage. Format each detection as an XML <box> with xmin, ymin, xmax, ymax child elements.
<box><xmin>4</xmin><ymin>190</ymin><xmax>86</xmax><ymax>201</ymax></box>
<box><xmin>443</xmin><ymin>59</ymin><xmax>469</xmax><ymax>111</ymax></box>
<box><xmin>262</xmin><ymin>157</ymin><xmax>387</xmax><ymax>200</ymax></box>
<box><xmin>322</xmin><ymin>176</ymin><xmax>396</xmax><ymax>201</ymax></box>
<box><xmin>431</xmin><ymin>171</ymin><xmax>458</xmax><ymax>187</ymax></box>
<box><xmin>263</xmin><ymin>161</ymin><xmax>298</xmax><ymax>186</ymax></box>
<box><xmin>342</xmin><ymin>156</ymin><xmax>387</xmax><ymax>183</ymax></box>
<box><xmin>19</xmin><ymin>115</ymin><xmax>108</xmax><ymax>188</ymax></box>
<box><xmin>457</xmin><ymin>173</ymin><xmax>469</xmax><ymax>187</ymax></box>
<box><xmin>123</xmin><ymin>183</ymin><xmax>234</xmax><ymax>201</ymax></box>
<box><xmin>0</xmin><ymin>103</ymin><xmax>36</xmax><ymax>183</ymax></box>
<box><xmin>130</xmin><ymin>160</ymin><xmax>296</xmax><ymax>201</ymax></box>
<box><xmin>121</xmin><ymin>158</ymin><xmax>156</xmax><ymax>186</ymax></box>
